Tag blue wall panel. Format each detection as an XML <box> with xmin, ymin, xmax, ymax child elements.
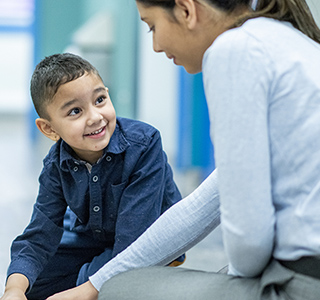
<box><xmin>177</xmin><ymin>68</ymin><xmax>215</xmax><ymax>178</ymax></box>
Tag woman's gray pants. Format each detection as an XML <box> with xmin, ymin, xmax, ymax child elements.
<box><xmin>98</xmin><ymin>260</ymin><xmax>320</xmax><ymax>300</ymax></box>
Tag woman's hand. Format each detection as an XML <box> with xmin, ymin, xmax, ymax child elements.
<box><xmin>46</xmin><ymin>281</ymin><xmax>99</xmax><ymax>300</ymax></box>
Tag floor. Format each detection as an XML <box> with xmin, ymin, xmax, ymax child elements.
<box><xmin>0</xmin><ymin>114</ymin><xmax>227</xmax><ymax>295</ymax></box>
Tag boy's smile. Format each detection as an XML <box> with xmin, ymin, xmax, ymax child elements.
<box><xmin>43</xmin><ymin>72</ymin><xmax>116</xmax><ymax>164</ymax></box>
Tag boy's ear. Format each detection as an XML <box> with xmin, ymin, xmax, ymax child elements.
<box><xmin>175</xmin><ymin>0</ymin><xmax>197</xmax><ymax>30</ymax></box>
<box><xmin>35</xmin><ymin>118</ymin><xmax>60</xmax><ymax>142</ymax></box>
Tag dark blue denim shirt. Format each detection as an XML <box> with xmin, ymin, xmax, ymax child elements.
<box><xmin>8</xmin><ymin>117</ymin><xmax>182</xmax><ymax>287</ymax></box>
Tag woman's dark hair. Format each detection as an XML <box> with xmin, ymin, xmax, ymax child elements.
<box><xmin>136</xmin><ymin>0</ymin><xmax>320</xmax><ymax>43</ymax></box>
<box><xmin>240</xmin><ymin>0</ymin><xmax>320</xmax><ymax>43</ymax></box>
<box><xmin>136</xmin><ymin>0</ymin><xmax>176</xmax><ymax>8</ymax></box>
<box><xmin>30</xmin><ymin>53</ymin><xmax>102</xmax><ymax>120</ymax></box>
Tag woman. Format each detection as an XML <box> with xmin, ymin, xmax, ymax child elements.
<box><xmin>47</xmin><ymin>0</ymin><xmax>320</xmax><ymax>299</ymax></box>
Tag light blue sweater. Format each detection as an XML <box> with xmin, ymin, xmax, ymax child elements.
<box><xmin>204</xmin><ymin>17</ymin><xmax>320</xmax><ymax>276</ymax></box>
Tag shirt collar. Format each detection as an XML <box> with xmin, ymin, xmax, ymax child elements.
<box><xmin>59</xmin><ymin>121</ymin><xmax>130</xmax><ymax>171</ymax></box>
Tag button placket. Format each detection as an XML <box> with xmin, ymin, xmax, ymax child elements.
<box><xmin>93</xmin><ymin>205</ymin><xmax>100</xmax><ymax>212</ymax></box>
<box><xmin>90</xmin><ymin>171</ymin><xmax>103</xmax><ymax>237</ymax></box>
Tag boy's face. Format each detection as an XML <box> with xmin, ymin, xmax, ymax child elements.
<box><xmin>40</xmin><ymin>72</ymin><xmax>116</xmax><ymax>164</ymax></box>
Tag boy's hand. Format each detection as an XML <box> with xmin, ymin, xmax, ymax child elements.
<box><xmin>46</xmin><ymin>281</ymin><xmax>98</xmax><ymax>300</ymax></box>
<box><xmin>0</xmin><ymin>288</ymin><xmax>27</xmax><ymax>300</ymax></box>
<box><xmin>1</xmin><ymin>274</ymin><xmax>29</xmax><ymax>300</ymax></box>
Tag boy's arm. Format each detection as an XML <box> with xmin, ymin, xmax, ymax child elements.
<box><xmin>7</xmin><ymin>161</ymin><xmax>66</xmax><ymax>291</ymax></box>
<box><xmin>1</xmin><ymin>274</ymin><xmax>29</xmax><ymax>300</ymax></box>
<box><xmin>7</xmin><ymin>203</ymin><xmax>65</xmax><ymax>290</ymax></box>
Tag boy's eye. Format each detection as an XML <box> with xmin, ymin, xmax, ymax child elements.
<box><xmin>96</xmin><ymin>96</ymin><xmax>106</xmax><ymax>105</ymax></box>
<box><xmin>69</xmin><ymin>107</ymin><xmax>81</xmax><ymax>116</ymax></box>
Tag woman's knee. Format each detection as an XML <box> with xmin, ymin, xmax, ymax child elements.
<box><xmin>98</xmin><ymin>268</ymin><xmax>149</xmax><ymax>300</ymax></box>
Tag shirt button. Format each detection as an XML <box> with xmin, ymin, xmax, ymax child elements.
<box><xmin>73</xmin><ymin>166</ymin><xmax>78</xmax><ymax>172</ymax></box>
<box><xmin>93</xmin><ymin>175</ymin><xmax>98</xmax><ymax>182</ymax></box>
<box><xmin>93</xmin><ymin>205</ymin><xmax>100</xmax><ymax>212</ymax></box>
<box><xmin>106</xmin><ymin>156</ymin><xmax>112</xmax><ymax>162</ymax></box>
<box><xmin>95</xmin><ymin>229</ymin><xmax>102</xmax><ymax>233</ymax></box>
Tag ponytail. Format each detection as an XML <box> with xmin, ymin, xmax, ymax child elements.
<box><xmin>236</xmin><ymin>0</ymin><xmax>320</xmax><ymax>43</ymax></box>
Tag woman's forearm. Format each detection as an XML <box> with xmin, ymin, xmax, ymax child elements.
<box><xmin>90</xmin><ymin>169</ymin><xmax>221</xmax><ymax>291</ymax></box>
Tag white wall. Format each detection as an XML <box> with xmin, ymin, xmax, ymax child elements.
<box><xmin>0</xmin><ymin>0</ymin><xmax>34</xmax><ymax>114</ymax></box>
<box><xmin>0</xmin><ymin>32</ymin><xmax>33</xmax><ymax>114</ymax></box>
<box><xmin>137</xmin><ymin>21</ymin><xmax>179</xmax><ymax>163</ymax></box>
<box><xmin>307</xmin><ymin>0</ymin><xmax>320</xmax><ymax>26</ymax></box>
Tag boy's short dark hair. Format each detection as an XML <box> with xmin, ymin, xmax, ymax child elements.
<box><xmin>30</xmin><ymin>53</ymin><xmax>102</xmax><ymax>120</ymax></box>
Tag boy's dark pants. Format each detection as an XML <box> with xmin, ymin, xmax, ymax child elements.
<box><xmin>26</xmin><ymin>212</ymin><xmax>111</xmax><ymax>300</ymax></box>
<box><xmin>26</xmin><ymin>246</ymin><xmax>107</xmax><ymax>300</ymax></box>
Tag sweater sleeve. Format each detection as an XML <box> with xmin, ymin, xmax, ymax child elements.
<box><xmin>203</xmin><ymin>28</ymin><xmax>276</xmax><ymax>277</ymax></box>
<box><xmin>89</xmin><ymin>169</ymin><xmax>220</xmax><ymax>291</ymax></box>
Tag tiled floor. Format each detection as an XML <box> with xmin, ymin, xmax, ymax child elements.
<box><xmin>0</xmin><ymin>114</ymin><xmax>227</xmax><ymax>295</ymax></box>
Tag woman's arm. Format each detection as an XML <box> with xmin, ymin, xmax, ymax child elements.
<box><xmin>90</xmin><ymin>169</ymin><xmax>220</xmax><ymax>290</ymax></box>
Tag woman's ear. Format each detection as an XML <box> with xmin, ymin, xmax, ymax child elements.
<box><xmin>175</xmin><ymin>0</ymin><xmax>198</xmax><ymax>29</ymax></box>
<box><xmin>35</xmin><ymin>118</ymin><xmax>60</xmax><ymax>142</ymax></box>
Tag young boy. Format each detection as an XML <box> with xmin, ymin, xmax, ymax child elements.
<box><xmin>3</xmin><ymin>53</ymin><xmax>184</xmax><ymax>300</ymax></box>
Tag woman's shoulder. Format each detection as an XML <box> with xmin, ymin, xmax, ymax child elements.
<box><xmin>204</xmin><ymin>17</ymin><xmax>298</xmax><ymax>66</ymax></box>
<box><xmin>212</xmin><ymin>18</ymin><xmax>287</xmax><ymax>48</ymax></box>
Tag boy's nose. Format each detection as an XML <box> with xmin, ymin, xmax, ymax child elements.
<box><xmin>87</xmin><ymin>109</ymin><xmax>103</xmax><ymax>126</ymax></box>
